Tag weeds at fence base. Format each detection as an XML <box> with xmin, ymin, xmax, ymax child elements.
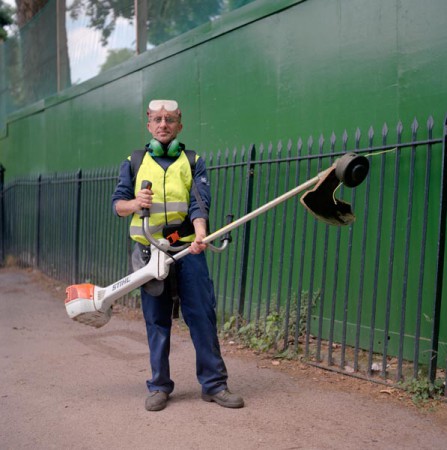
<box><xmin>221</xmin><ymin>290</ymin><xmax>318</xmax><ymax>354</ymax></box>
<box><xmin>220</xmin><ymin>291</ymin><xmax>446</xmax><ymax>404</ymax></box>
<box><xmin>398</xmin><ymin>376</ymin><xmax>445</xmax><ymax>406</ymax></box>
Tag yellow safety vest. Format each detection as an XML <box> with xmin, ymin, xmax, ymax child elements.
<box><xmin>129</xmin><ymin>152</ymin><xmax>195</xmax><ymax>245</ymax></box>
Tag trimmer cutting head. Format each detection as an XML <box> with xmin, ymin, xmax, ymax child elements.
<box><xmin>334</xmin><ymin>152</ymin><xmax>369</xmax><ymax>187</ymax></box>
<box><xmin>300</xmin><ymin>152</ymin><xmax>370</xmax><ymax>225</ymax></box>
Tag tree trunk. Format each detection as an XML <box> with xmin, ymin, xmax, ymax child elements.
<box><xmin>15</xmin><ymin>0</ymin><xmax>71</xmax><ymax>101</ymax></box>
<box><xmin>56</xmin><ymin>0</ymin><xmax>71</xmax><ymax>90</ymax></box>
<box><xmin>16</xmin><ymin>0</ymin><xmax>49</xmax><ymax>28</ymax></box>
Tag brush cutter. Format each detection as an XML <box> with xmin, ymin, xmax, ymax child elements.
<box><xmin>65</xmin><ymin>152</ymin><xmax>369</xmax><ymax>328</ymax></box>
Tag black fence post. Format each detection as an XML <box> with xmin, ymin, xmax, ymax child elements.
<box><xmin>35</xmin><ymin>174</ymin><xmax>42</xmax><ymax>269</ymax></box>
<box><xmin>236</xmin><ymin>144</ymin><xmax>256</xmax><ymax>326</ymax></box>
<box><xmin>0</xmin><ymin>164</ymin><xmax>5</xmax><ymax>266</ymax></box>
<box><xmin>73</xmin><ymin>169</ymin><xmax>82</xmax><ymax>284</ymax></box>
<box><xmin>429</xmin><ymin>116</ymin><xmax>447</xmax><ymax>382</ymax></box>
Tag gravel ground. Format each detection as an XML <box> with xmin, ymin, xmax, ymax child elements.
<box><xmin>1</xmin><ymin>267</ymin><xmax>446</xmax><ymax>450</ymax></box>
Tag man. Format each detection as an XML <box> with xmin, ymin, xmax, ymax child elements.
<box><xmin>112</xmin><ymin>99</ymin><xmax>244</xmax><ymax>411</ymax></box>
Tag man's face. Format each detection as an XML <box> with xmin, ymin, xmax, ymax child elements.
<box><xmin>147</xmin><ymin>108</ymin><xmax>183</xmax><ymax>145</ymax></box>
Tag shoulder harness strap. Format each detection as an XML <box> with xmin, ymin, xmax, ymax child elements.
<box><xmin>184</xmin><ymin>149</ymin><xmax>197</xmax><ymax>177</ymax></box>
<box><xmin>130</xmin><ymin>149</ymin><xmax>146</xmax><ymax>185</ymax></box>
<box><xmin>183</xmin><ymin>150</ymin><xmax>208</xmax><ymax>219</ymax></box>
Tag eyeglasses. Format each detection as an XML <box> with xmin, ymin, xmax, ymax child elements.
<box><xmin>149</xmin><ymin>116</ymin><xmax>179</xmax><ymax>124</ymax></box>
<box><xmin>148</xmin><ymin>100</ymin><xmax>178</xmax><ymax>111</ymax></box>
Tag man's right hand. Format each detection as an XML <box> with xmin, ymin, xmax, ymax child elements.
<box><xmin>135</xmin><ymin>187</ymin><xmax>153</xmax><ymax>210</ymax></box>
<box><xmin>115</xmin><ymin>187</ymin><xmax>153</xmax><ymax>217</ymax></box>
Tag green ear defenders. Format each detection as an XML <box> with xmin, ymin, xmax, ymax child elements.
<box><xmin>149</xmin><ymin>139</ymin><xmax>181</xmax><ymax>157</ymax></box>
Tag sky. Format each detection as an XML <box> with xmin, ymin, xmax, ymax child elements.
<box><xmin>66</xmin><ymin>13</ymin><xmax>135</xmax><ymax>83</ymax></box>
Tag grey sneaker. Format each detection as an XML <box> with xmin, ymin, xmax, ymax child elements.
<box><xmin>202</xmin><ymin>389</ymin><xmax>244</xmax><ymax>408</ymax></box>
<box><xmin>145</xmin><ymin>391</ymin><xmax>169</xmax><ymax>411</ymax></box>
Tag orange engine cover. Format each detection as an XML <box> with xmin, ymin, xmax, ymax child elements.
<box><xmin>65</xmin><ymin>283</ymin><xmax>95</xmax><ymax>304</ymax></box>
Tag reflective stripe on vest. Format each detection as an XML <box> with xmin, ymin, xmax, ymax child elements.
<box><xmin>129</xmin><ymin>151</ymin><xmax>195</xmax><ymax>245</ymax></box>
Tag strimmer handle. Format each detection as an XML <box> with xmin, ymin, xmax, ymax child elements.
<box><xmin>140</xmin><ymin>180</ymin><xmax>152</xmax><ymax>218</ymax></box>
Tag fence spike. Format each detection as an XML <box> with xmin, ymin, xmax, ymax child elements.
<box><xmin>318</xmin><ymin>133</ymin><xmax>324</xmax><ymax>150</ymax></box>
<box><xmin>355</xmin><ymin>127</ymin><xmax>361</xmax><ymax>147</ymax></box>
<box><xmin>330</xmin><ymin>131</ymin><xmax>336</xmax><ymax>148</ymax></box>
<box><xmin>411</xmin><ymin>117</ymin><xmax>419</xmax><ymax>134</ymax></box>
<box><xmin>287</xmin><ymin>138</ymin><xmax>293</xmax><ymax>152</ymax></box>
<box><xmin>297</xmin><ymin>137</ymin><xmax>303</xmax><ymax>154</ymax></box>
<box><xmin>277</xmin><ymin>140</ymin><xmax>283</xmax><ymax>154</ymax></box>
<box><xmin>342</xmin><ymin>130</ymin><xmax>348</xmax><ymax>149</ymax></box>
<box><xmin>427</xmin><ymin>115</ymin><xmax>434</xmax><ymax>131</ymax></box>
<box><xmin>368</xmin><ymin>125</ymin><xmax>374</xmax><ymax>142</ymax></box>
<box><xmin>397</xmin><ymin>120</ymin><xmax>403</xmax><ymax>136</ymax></box>
<box><xmin>382</xmin><ymin>122</ymin><xmax>388</xmax><ymax>138</ymax></box>
<box><xmin>306</xmin><ymin>136</ymin><xmax>314</xmax><ymax>156</ymax></box>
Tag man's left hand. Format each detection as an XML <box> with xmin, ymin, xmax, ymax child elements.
<box><xmin>190</xmin><ymin>219</ymin><xmax>208</xmax><ymax>254</ymax></box>
<box><xmin>190</xmin><ymin>238</ymin><xmax>207</xmax><ymax>254</ymax></box>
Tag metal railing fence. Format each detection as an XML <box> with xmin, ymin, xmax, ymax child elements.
<box><xmin>1</xmin><ymin>116</ymin><xmax>446</xmax><ymax>390</ymax></box>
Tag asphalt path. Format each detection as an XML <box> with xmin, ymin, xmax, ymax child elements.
<box><xmin>1</xmin><ymin>268</ymin><xmax>446</xmax><ymax>449</ymax></box>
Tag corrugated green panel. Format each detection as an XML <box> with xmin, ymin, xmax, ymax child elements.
<box><xmin>44</xmin><ymin>100</ymin><xmax>74</xmax><ymax>171</ymax></box>
<box><xmin>100</xmin><ymin>73</ymin><xmax>146</xmax><ymax>165</ymax></box>
<box><xmin>5</xmin><ymin>112</ymin><xmax>47</xmax><ymax>175</ymax></box>
<box><xmin>21</xmin><ymin>73</ymin><xmax>146</xmax><ymax>172</ymax></box>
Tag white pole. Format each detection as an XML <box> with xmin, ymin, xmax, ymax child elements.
<box><xmin>172</xmin><ymin>167</ymin><xmax>332</xmax><ymax>261</ymax></box>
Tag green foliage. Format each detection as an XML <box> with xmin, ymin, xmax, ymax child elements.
<box><xmin>0</xmin><ymin>0</ymin><xmax>14</xmax><ymax>41</ymax></box>
<box><xmin>237</xmin><ymin>311</ymin><xmax>282</xmax><ymax>352</ymax></box>
<box><xmin>399</xmin><ymin>377</ymin><xmax>445</xmax><ymax>405</ymax></box>
<box><xmin>99</xmin><ymin>48</ymin><xmax>134</xmax><ymax>73</ymax></box>
<box><xmin>69</xmin><ymin>0</ymin><xmax>133</xmax><ymax>46</ymax></box>
<box><xmin>68</xmin><ymin>0</ymin><xmax>256</xmax><ymax>47</ymax></box>
<box><xmin>223</xmin><ymin>290</ymin><xmax>320</xmax><ymax>354</ymax></box>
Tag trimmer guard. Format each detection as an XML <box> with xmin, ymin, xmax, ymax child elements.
<box><xmin>300</xmin><ymin>167</ymin><xmax>355</xmax><ymax>226</ymax></box>
<box><xmin>65</xmin><ymin>283</ymin><xmax>113</xmax><ymax>328</ymax></box>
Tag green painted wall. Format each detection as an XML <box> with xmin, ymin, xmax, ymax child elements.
<box><xmin>1</xmin><ymin>0</ymin><xmax>446</xmax><ymax>178</ymax></box>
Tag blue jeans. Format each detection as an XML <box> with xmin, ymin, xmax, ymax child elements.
<box><xmin>141</xmin><ymin>252</ymin><xmax>228</xmax><ymax>395</ymax></box>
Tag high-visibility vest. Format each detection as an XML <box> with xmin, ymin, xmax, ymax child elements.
<box><xmin>129</xmin><ymin>152</ymin><xmax>195</xmax><ymax>245</ymax></box>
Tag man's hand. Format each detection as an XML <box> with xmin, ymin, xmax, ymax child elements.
<box><xmin>190</xmin><ymin>218</ymin><xmax>207</xmax><ymax>254</ymax></box>
<box><xmin>115</xmin><ymin>187</ymin><xmax>153</xmax><ymax>217</ymax></box>
<box><xmin>135</xmin><ymin>187</ymin><xmax>153</xmax><ymax>210</ymax></box>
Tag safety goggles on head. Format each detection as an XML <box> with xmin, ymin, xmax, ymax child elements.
<box><xmin>148</xmin><ymin>100</ymin><xmax>179</xmax><ymax>112</ymax></box>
